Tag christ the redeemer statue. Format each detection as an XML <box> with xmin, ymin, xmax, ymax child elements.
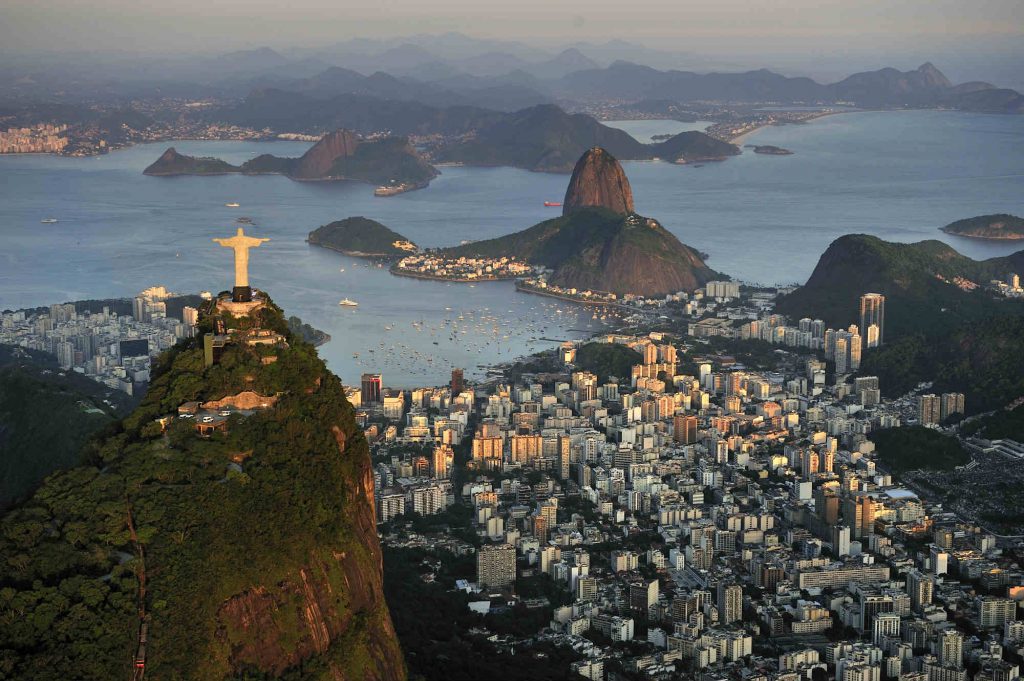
<box><xmin>213</xmin><ymin>227</ymin><xmax>269</xmax><ymax>302</ymax></box>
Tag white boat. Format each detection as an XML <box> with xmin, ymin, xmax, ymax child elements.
<box><xmin>225</xmin><ymin>202</ymin><xmax>240</xmax><ymax>208</ymax></box>
<box><xmin>338</xmin><ymin>298</ymin><xmax>358</xmax><ymax>307</ymax></box>
<box><xmin>40</xmin><ymin>218</ymin><xmax>59</xmax><ymax>224</ymax></box>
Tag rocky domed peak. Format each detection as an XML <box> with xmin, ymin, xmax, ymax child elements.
<box><xmin>562</xmin><ymin>147</ymin><xmax>635</xmax><ymax>217</ymax></box>
<box><xmin>293</xmin><ymin>129</ymin><xmax>360</xmax><ymax>179</ymax></box>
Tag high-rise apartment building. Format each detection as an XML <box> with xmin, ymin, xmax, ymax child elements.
<box><xmin>450</xmin><ymin>367</ymin><xmax>464</xmax><ymax>395</ymax></box>
<box><xmin>717</xmin><ymin>583</ymin><xmax>743</xmax><ymax>625</ymax></box>
<box><xmin>918</xmin><ymin>394</ymin><xmax>941</xmax><ymax>425</ymax></box>
<box><xmin>940</xmin><ymin>393</ymin><xmax>965</xmax><ymax>421</ymax></box>
<box><xmin>859</xmin><ymin>293</ymin><xmax>885</xmax><ymax>346</ymax></box>
<box><xmin>477</xmin><ymin>543</ymin><xmax>516</xmax><ymax>590</ymax></box>
<box><xmin>361</xmin><ymin>372</ymin><xmax>382</xmax><ymax>405</ymax></box>
<box><xmin>673</xmin><ymin>414</ymin><xmax>698</xmax><ymax>444</ymax></box>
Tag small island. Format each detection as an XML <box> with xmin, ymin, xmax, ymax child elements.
<box><xmin>940</xmin><ymin>214</ymin><xmax>1024</xmax><ymax>240</ymax></box>
<box><xmin>753</xmin><ymin>145</ymin><xmax>794</xmax><ymax>155</ymax></box>
<box><xmin>307</xmin><ymin>217</ymin><xmax>418</xmax><ymax>258</ymax></box>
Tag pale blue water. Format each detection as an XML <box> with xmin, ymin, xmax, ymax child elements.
<box><xmin>603</xmin><ymin>119</ymin><xmax>713</xmax><ymax>141</ymax></box>
<box><xmin>1</xmin><ymin>111</ymin><xmax>1022</xmax><ymax>385</ymax></box>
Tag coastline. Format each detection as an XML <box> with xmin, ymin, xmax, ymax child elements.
<box><xmin>306</xmin><ymin>240</ymin><xmax>403</xmax><ymax>259</ymax></box>
<box><xmin>726</xmin><ymin>109</ymin><xmax>856</xmax><ymax>144</ymax></box>
<box><xmin>388</xmin><ymin>266</ymin><xmax>518</xmax><ymax>283</ymax></box>
<box><xmin>940</xmin><ymin>231</ymin><xmax>1024</xmax><ymax>241</ymax></box>
<box><xmin>514</xmin><ymin>281</ymin><xmax>638</xmax><ymax>311</ymax></box>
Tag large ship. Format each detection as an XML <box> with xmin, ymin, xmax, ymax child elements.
<box><xmin>224</xmin><ymin>202</ymin><xmax>240</xmax><ymax>208</ymax></box>
<box><xmin>40</xmin><ymin>218</ymin><xmax>59</xmax><ymax>224</ymax></box>
<box><xmin>338</xmin><ymin>298</ymin><xmax>358</xmax><ymax>307</ymax></box>
<box><xmin>543</xmin><ymin>201</ymin><xmax>562</xmax><ymax>207</ymax></box>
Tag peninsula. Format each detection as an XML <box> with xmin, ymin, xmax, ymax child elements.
<box><xmin>144</xmin><ymin>130</ymin><xmax>438</xmax><ymax>189</ymax></box>
<box><xmin>307</xmin><ymin>216</ymin><xmax>418</xmax><ymax>257</ymax></box>
<box><xmin>940</xmin><ymin>213</ymin><xmax>1024</xmax><ymax>240</ymax></box>
<box><xmin>439</xmin><ymin>147</ymin><xmax>720</xmax><ymax>297</ymax></box>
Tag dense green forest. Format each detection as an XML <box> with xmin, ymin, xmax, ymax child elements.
<box><xmin>860</xmin><ymin>314</ymin><xmax>1024</xmax><ymax>414</ymax></box>
<box><xmin>0</xmin><ymin>345</ymin><xmax>129</xmax><ymax>508</ymax></box>
<box><xmin>307</xmin><ymin>217</ymin><xmax>416</xmax><ymax>257</ymax></box>
<box><xmin>775</xmin><ymin>234</ymin><xmax>1024</xmax><ymax>339</ymax></box>
<box><xmin>574</xmin><ymin>341</ymin><xmax>643</xmax><ymax>383</ymax></box>
<box><xmin>961</xmin><ymin>404</ymin><xmax>1024</xmax><ymax>441</ymax></box>
<box><xmin>383</xmin><ymin>546</ymin><xmax>582</xmax><ymax>681</ymax></box>
<box><xmin>0</xmin><ymin>298</ymin><xmax>403</xmax><ymax>680</ymax></box>
<box><xmin>870</xmin><ymin>426</ymin><xmax>969</xmax><ymax>473</ymax></box>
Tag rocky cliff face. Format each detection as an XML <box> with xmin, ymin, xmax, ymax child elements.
<box><xmin>215</xmin><ymin>424</ymin><xmax>402</xmax><ymax>680</ymax></box>
<box><xmin>292</xmin><ymin>129</ymin><xmax>361</xmax><ymax>179</ymax></box>
<box><xmin>548</xmin><ymin>212</ymin><xmax>718</xmax><ymax>296</ymax></box>
<box><xmin>562</xmin><ymin>147</ymin><xmax>635</xmax><ymax>216</ymax></box>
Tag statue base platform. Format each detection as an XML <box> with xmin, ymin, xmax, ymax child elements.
<box><xmin>216</xmin><ymin>291</ymin><xmax>264</xmax><ymax>318</ymax></box>
<box><xmin>232</xmin><ymin>286</ymin><xmax>253</xmax><ymax>303</ymax></box>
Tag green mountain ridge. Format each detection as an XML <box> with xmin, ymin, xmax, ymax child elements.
<box><xmin>775</xmin><ymin>234</ymin><xmax>1024</xmax><ymax>413</ymax></box>
<box><xmin>0</xmin><ymin>345</ymin><xmax>129</xmax><ymax>508</ymax></box>
<box><xmin>775</xmin><ymin>234</ymin><xmax>1024</xmax><ymax>339</ymax></box>
<box><xmin>0</xmin><ymin>295</ymin><xmax>405</xmax><ymax>680</ymax></box>
<box><xmin>436</xmin><ymin>104</ymin><xmax>738</xmax><ymax>172</ymax></box>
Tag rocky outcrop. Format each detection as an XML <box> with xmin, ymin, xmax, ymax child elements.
<box><xmin>214</xmin><ymin>424</ymin><xmax>402</xmax><ymax>681</ymax></box>
<box><xmin>144</xmin><ymin>130</ymin><xmax>437</xmax><ymax>187</ymax></box>
<box><xmin>202</xmin><ymin>390</ymin><xmax>278</xmax><ymax>410</ymax></box>
<box><xmin>547</xmin><ymin>212</ymin><xmax>718</xmax><ymax>296</ymax></box>
<box><xmin>143</xmin><ymin>147</ymin><xmax>241</xmax><ymax>175</ymax></box>
<box><xmin>562</xmin><ymin>147</ymin><xmax>634</xmax><ymax>216</ymax></box>
<box><xmin>292</xmin><ymin>129</ymin><xmax>360</xmax><ymax>179</ymax></box>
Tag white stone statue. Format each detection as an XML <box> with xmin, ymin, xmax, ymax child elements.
<box><xmin>213</xmin><ymin>227</ymin><xmax>270</xmax><ymax>288</ymax></box>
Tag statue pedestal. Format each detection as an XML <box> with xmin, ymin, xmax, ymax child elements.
<box><xmin>232</xmin><ymin>286</ymin><xmax>253</xmax><ymax>303</ymax></box>
<box><xmin>216</xmin><ymin>295</ymin><xmax>264</xmax><ymax>318</ymax></box>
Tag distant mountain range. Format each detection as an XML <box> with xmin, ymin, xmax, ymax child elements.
<box><xmin>214</xmin><ymin>59</ymin><xmax>1022</xmax><ymax>118</ymax></box>
<box><xmin>556</xmin><ymin>62</ymin><xmax>1023</xmax><ymax>112</ymax></box>
<box><xmin>144</xmin><ymin>130</ymin><xmax>438</xmax><ymax>187</ymax></box>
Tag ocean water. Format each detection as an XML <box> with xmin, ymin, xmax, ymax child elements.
<box><xmin>602</xmin><ymin>119</ymin><xmax>714</xmax><ymax>141</ymax></box>
<box><xmin>1</xmin><ymin>111</ymin><xmax>1022</xmax><ymax>385</ymax></box>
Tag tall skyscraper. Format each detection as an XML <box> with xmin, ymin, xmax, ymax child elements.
<box><xmin>859</xmin><ymin>293</ymin><xmax>885</xmax><ymax>346</ymax></box>
<box><xmin>432</xmin><ymin>444</ymin><xmax>452</xmax><ymax>479</ymax></box>
<box><xmin>450</xmin><ymin>367</ymin><xmax>464</xmax><ymax>395</ymax></box>
<box><xmin>906</xmin><ymin>568</ymin><xmax>934</xmax><ymax>612</ymax></box>
<box><xmin>361</xmin><ymin>373</ymin><xmax>382</xmax><ymax>405</ymax></box>
<box><xmin>673</xmin><ymin>414</ymin><xmax>698</xmax><ymax>444</ymax></box>
<box><xmin>940</xmin><ymin>393</ymin><xmax>965</xmax><ymax>421</ymax></box>
<box><xmin>477</xmin><ymin>543</ymin><xmax>516</xmax><ymax>590</ymax></box>
<box><xmin>717</xmin><ymin>583</ymin><xmax>743</xmax><ymax>625</ymax></box>
<box><xmin>918</xmin><ymin>394</ymin><xmax>941</xmax><ymax>425</ymax></box>
<box><xmin>834</xmin><ymin>337</ymin><xmax>849</xmax><ymax>374</ymax></box>
<box><xmin>937</xmin><ymin>630</ymin><xmax>963</xmax><ymax>668</ymax></box>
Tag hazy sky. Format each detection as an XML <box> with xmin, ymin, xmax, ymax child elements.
<box><xmin>6</xmin><ymin>0</ymin><xmax>1021</xmax><ymax>54</ymax></box>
